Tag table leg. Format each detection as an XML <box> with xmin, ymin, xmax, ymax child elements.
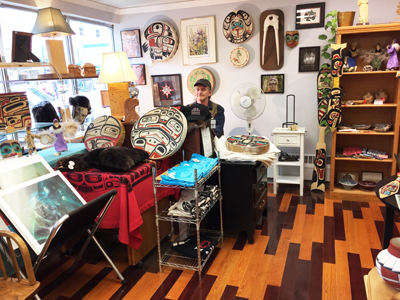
<box><xmin>383</xmin><ymin>206</ymin><xmax>395</xmax><ymax>249</ymax></box>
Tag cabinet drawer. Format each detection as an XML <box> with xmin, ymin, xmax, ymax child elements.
<box><xmin>254</xmin><ymin>180</ymin><xmax>267</xmax><ymax>204</ymax></box>
<box><xmin>254</xmin><ymin>189</ymin><xmax>267</xmax><ymax>223</ymax></box>
<box><xmin>276</xmin><ymin>134</ymin><xmax>299</xmax><ymax>146</ymax></box>
<box><xmin>254</xmin><ymin>163</ymin><xmax>267</xmax><ymax>184</ymax></box>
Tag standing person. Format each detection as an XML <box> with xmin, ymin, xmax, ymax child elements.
<box><xmin>190</xmin><ymin>79</ymin><xmax>225</xmax><ymax>137</ymax></box>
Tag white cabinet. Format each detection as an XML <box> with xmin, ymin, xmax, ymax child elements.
<box><xmin>272</xmin><ymin>127</ymin><xmax>306</xmax><ymax>196</ymax></box>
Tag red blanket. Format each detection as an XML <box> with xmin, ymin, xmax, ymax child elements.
<box><xmin>62</xmin><ymin>159</ymin><xmax>178</xmax><ymax>249</ymax></box>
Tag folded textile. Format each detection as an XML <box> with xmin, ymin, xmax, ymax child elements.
<box><xmin>171</xmin><ymin>234</ymin><xmax>219</xmax><ymax>259</ymax></box>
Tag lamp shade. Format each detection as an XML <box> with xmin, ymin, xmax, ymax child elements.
<box><xmin>98</xmin><ymin>52</ymin><xmax>138</xmax><ymax>84</ymax></box>
<box><xmin>31</xmin><ymin>7</ymin><xmax>75</xmax><ymax>37</ymax></box>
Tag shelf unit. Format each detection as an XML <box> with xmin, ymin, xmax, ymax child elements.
<box><xmin>152</xmin><ymin>163</ymin><xmax>223</xmax><ymax>280</ymax></box>
<box><xmin>329</xmin><ymin>23</ymin><xmax>400</xmax><ymax>201</ymax></box>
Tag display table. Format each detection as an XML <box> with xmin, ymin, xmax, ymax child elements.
<box><xmin>38</xmin><ymin>143</ymin><xmax>87</xmax><ymax>167</ymax></box>
<box><xmin>61</xmin><ymin>158</ymin><xmax>179</xmax><ymax>250</ymax></box>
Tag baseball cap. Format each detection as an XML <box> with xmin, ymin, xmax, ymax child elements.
<box><xmin>186</xmin><ymin>103</ymin><xmax>212</xmax><ymax>121</ymax></box>
<box><xmin>194</xmin><ymin>78</ymin><xmax>212</xmax><ymax>90</ymax></box>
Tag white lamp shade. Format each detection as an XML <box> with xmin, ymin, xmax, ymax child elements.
<box><xmin>98</xmin><ymin>52</ymin><xmax>138</xmax><ymax>84</ymax></box>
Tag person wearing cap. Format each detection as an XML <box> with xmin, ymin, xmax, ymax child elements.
<box><xmin>190</xmin><ymin>78</ymin><xmax>225</xmax><ymax>137</ymax></box>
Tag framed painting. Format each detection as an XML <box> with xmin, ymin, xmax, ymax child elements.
<box><xmin>0</xmin><ymin>171</ymin><xmax>86</xmax><ymax>254</ymax></box>
<box><xmin>121</xmin><ymin>29</ymin><xmax>142</xmax><ymax>58</ymax></box>
<box><xmin>151</xmin><ymin>74</ymin><xmax>183</xmax><ymax>107</ymax></box>
<box><xmin>296</xmin><ymin>2</ymin><xmax>325</xmax><ymax>29</ymax></box>
<box><xmin>130</xmin><ymin>64</ymin><xmax>146</xmax><ymax>85</ymax></box>
<box><xmin>261</xmin><ymin>74</ymin><xmax>284</xmax><ymax>94</ymax></box>
<box><xmin>181</xmin><ymin>16</ymin><xmax>217</xmax><ymax>65</ymax></box>
<box><xmin>299</xmin><ymin>46</ymin><xmax>320</xmax><ymax>72</ymax></box>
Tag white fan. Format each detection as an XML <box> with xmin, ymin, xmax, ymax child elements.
<box><xmin>230</xmin><ymin>82</ymin><xmax>266</xmax><ymax>134</ymax></box>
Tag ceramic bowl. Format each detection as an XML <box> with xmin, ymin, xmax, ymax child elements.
<box><xmin>339</xmin><ymin>178</ymin><xmax>358</xmax><ymax>190</ymax></box>
<box><xmin>359</xmin><ymin>180</ymin><xmax>377</xmax><ymax>191</ymax></box>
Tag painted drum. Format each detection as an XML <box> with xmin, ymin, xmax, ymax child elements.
<box><xmin>223</xmin><ymin>10</ymin><xmax>253</xmax><ymax>44</ymax></box>
<box><xmin>187</xmin><ymin>68</ymin><xmax>215</xmax><ymax>96</ymax></box>
<box><xmin>229</xmin><ymin>47</ymin><xmax>250</xmax><ymax>68</ymax></box>
<box><xmin>225</xmin><ymin>135</ymin><xmax>270</xmax><ymax>155</ymax></box>
<box><xmin>376</xmin><ymin>237</ymin><xmax>400</xmax><ymax>289</ymax></box>
<box><xmin>131</xmin><ymin>107</ymin><xmax>187</xmax><ymax>160</ymax></box>
<box><xmin>83</xmin><ymin>116</ymin><xmax>125</xmax><ymax>151</ymax></box>
<box><xmin>0</xmin><ymin>92</ymin><xmax>31</xmax><ymax>132</ymax></box>
<box><xmin>142</xmin><ymin>21</ymin><xmax>179</xmax><ymax>62</ymax></box>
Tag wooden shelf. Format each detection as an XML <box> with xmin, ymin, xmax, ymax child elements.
<box><xmin>328</xmin><ymin>185</ymin><xmax>378</xmax><ymax>202</ymax></box>
<box><xmin>337</xmin><ymin>23</ymin><xmax>400</xmax><ymax>35</ymax></box>
<box><xmin>342</xmin><ymin>103</ymin><xmax>397</xmax><ymax>108</ymax></box>
<box><xmin>334</xmin><ymin>157</ymin><xmax>393</xmax><ymax>163</ymax></box>
<box><xmin>342</xmin><ymin>71</ymin><xmax>397</xmax><ymax>75</ymax></box>
<box><xmin>336</xmin><ymin>131</ymin><xmax>394</xmax><ymax>135</ymax></box>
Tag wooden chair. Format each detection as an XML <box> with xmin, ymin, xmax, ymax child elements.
<box><xmin>0</xmin><ymin>230</ymin><xmax>40</xmax><ymax>299</ymax></box>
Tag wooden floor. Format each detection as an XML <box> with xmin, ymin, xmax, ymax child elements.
<box><xmin>32</xmin><ymin>184</ymin><xmax>390</xmax><ymax>300</ymax></box>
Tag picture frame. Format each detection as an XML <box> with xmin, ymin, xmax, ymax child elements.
<box><xmin>151</xmin><ymin>74</ymin><xmax>183</xmax><ymax>107</ymax></box>
<box><xmin>361</xmin><ymin>171</ymin><xmax>383</xmax><ymax>183</ymax></box>
<box><xmin>130</xmin><ymin>64</ymin><xmax>146</xmax><ymax>85</ymax></box>
<box><xmin>295</xmin><ymin>2</ymin><xmax>325</xmax><ymax>29</ymax></box>
<box><xmin>120</xmin><ymin>29</ymin><xmax>142</xmax><ymax>58</ymax></box>
<box><xmin>12</xmin><ymin>31</ymin><xmax>39</xmax><ymax>63</ymax></box>
<box><xmin>261</xmin><ymin>74</ymin><xmax>284</xmax><ymax>94</ymax></box>
<box><xmin>337</xmin><ymin>171</ymin><xmax>359</xmax><ymax>183</ymax></box>
<box><xmin>181</xmin><ymin>16</ymin><xmax>217</xmax><ymax>65</ymax></box>
<box><xmin>299</xmin><ymin>46</ymin><xmax>320</xmax><ymax>72</ymax></box>
<box><xmin>0</xmin><ymin>171</ymin><xmax>86</xmax><ymax>254</ymax></box>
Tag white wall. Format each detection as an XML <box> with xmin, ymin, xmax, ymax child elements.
<box><xmin>114</xmin><ymin>0</ymin><xmax>398</xmax><ymax>155</ymax></box>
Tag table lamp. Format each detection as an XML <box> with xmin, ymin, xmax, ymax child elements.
<box><xmin>98</xmin><ymin>52</ymin><xmax>138</xmax><ymax>120</ymax></box>
<box><xmin>31</xmin><ymin>7</ymin><xmax>75</xmax><ymax>76</ymax></box>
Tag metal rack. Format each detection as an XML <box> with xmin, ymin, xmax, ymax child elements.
<box><xmin>152</xmin><ymin>159</ymin><xmax>223</xmax><ymax>280</ymax></box>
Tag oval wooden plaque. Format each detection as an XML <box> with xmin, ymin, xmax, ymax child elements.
<box><xmin>187</xmin><ymin>68</ymin><xmax>215</xmax><ymax>96</ymax></box>
<box><xmin>225</xmin><ymin>135</ymin><xmax>270</xmax><ymax>155</ymax></box>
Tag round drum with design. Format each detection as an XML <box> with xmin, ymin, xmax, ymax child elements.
<box><xmin>229</xmin><ymin>47</ymin><xmax>249</xmax><ymax>68</ymax></box>
<box><xmin>84</xmin><ymin>116</ymin><xmax>125</xmax><ymax>151</ymax></box>
<box><xmin>223</xmin><ymin>10</ymin><xmax>253</xmax><ymax>44</ymax></box>
<box><xmin>187</xmin><ymin>68</ymin><xmax>215</xmax><ymax>96</ymax></box>
<box><xmin>142</xmin><ymin>21</ymin><xmax>179</xmax><ymax>62</ymax></box>
<box><xmin>225</xmin><ymin>135</ymin><xmax>270</xmax><ymax>155</ymax></box>
<box><xmin>131</xmin><ymin>107</ymin><xmax>187</xmax><ymax>160</ymax></box>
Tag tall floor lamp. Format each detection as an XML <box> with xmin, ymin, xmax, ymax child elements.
<box><xmin>98</xmin><ymin>52</ymin><xmax>138</xmax><ymax>120</ymax></box>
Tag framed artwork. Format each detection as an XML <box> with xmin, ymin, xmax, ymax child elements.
<box><xmin>0</xmin><ymin>171</ymin><xmax>86</xmax><ymax>254</ymax></box>
<box><xmin>151</xmin><ymin>74</ymin><xmax>183</xmax><ymax>107</ymax></box>
<box><xmin>299</xmin><ymin>46</ymin><xmax>320</xmax><ymax>72</ymax></box>
<box><xmin>120</xmin><ymin>29</ymin><xmax>142</xmax><ymax>58</ymax></box>
<box><xmin>261</xmin><ymin>74</ymin><xmax>284</xmax><ymax>94</ymax></box>
<box><xmin>295</xmin><ymin>2</ymin><xmax>325</xmax><ymax>29</ymax></box>
<box><xmin>12</xmin><ymin>31</ymin><xmax>39</xmax><ymax>62</ymax></box>
<box><xmin>130</xmin><ymin>64</ymin><xmax>146</xmax><ymax>85</ymax></box>
<box><xmin>361</xmin><ymin>171</ymin><xmax>383</xmax><ymax>183</ymax></box>
<box><xmin>181</xmin><ymin>16</ymin><xmax>217</xmax><ymax>65</ymax></box>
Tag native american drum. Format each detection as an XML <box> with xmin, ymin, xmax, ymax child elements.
<box><xmin>223</xmin><ymin>10</ymin><xmax>253</xmax><ymax>44</ymax></box>
<box><xmin>0</xmin><ymin>92</ymin><xmax>31</xmax><ymax>132</ymax></box>
<box><xmin>131</xmin><ymin>107</ymin><xmax>187</xmax><ymax>160</ymax></box>
<box><xmin>187</xmin><ymin>68</ymin><xmax>215</xmax><ymax>96</ymax></box>
<box><xmin>229</xmin><ymin>47</ymin><xmax>249</xmax><ymax>68</ymax></box>
<box><xmin>83</xmin><ymin>116</ymin><xmax>125</xmax><ymax>151</ymax></box>
<box><xmin>142</xmin><ymin>21</ymin><xmax>179</xmax><ymax>62</ymax></box>
<box><xmin>225</xmin><ymin>135</ymin><xmax>270</xmax><ymax>155</ymax></box>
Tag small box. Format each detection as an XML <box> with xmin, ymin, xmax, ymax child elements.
<box><xmin>80</xmin><ymin>63</ymin><xmax>97</xmax><ymax>77</ymax></box>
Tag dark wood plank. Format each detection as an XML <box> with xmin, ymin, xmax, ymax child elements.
<box><xmin>342</xmin><ymin>201</ymin><xmax>352</xmax><ymax>211</ymax></box>
<box><xmin>188</xmin><ymin>274</ymin><xmax>217</xmax><ymax>300</ymax></box>
<box><xmin>293</xmin><ymin>259</ymin><xmax>311</xmax><ymax>300</ymax></box>
<box><xmin>290</xmin><ymin>195</ymin><xmax>300</xmax><ymax>207</ymax></box>
<box><xmin>352</xmin><ymin>202</ymin><xmax>363</xmax><ymax>219</ymax></box>
<box><xmin>263</xmin><ymin>285</ymin><xmax>280</xmax><ymax>300</ymax></box>
<box><xmin>334</xmin><ymin>202</ymin><xmax>346</xmax><ymax>241</ymax></box>
<box><xmin>265</xmin><ymin>223</ymin><xmax>284</xmax><ymax>255</ymax></box>
<box><xmin>307</xmin><ymin>243</ymin><xmax>323</xmax><ymax>300</ymax></box>
<box><xmin>278</xmin><ymin>243</ymin><xmax>300</xmax><ymax>300</ymax></box>
<box><xmin>323</xmin><ymin>216</ymin><xmax>336</xmax><ymax>264</ymax></box>
<box><xmin>371</xmin><ymin>248</ymin><xmax>381</xmax><ymax>264</ymax></box>
<box><xmin>375</xmin><ymin>220</ymin><xmax>384</xmax><ymax>247</ymax></box>
<box><xmin>150</xmin><ymin>269</ymin><xmax>183</xmax><ymax>300</ymax></box>
<box><xmin>283</xmin><ymin>205</ymin><xmax>297</xmax><ymax>229</ymax></box>
<box><xmin>220</xmin><ymin>285</ymin><xmax>239</xmax><ymax>300</ymax></box>
<box><xmin>348</xmin><ymin>253</ymin><xmax>367</xmax><ymax>300</ymax></box>
<box><xmin>232</xmin><ymin>231</ymin><xmax>248</xmax><ymax>251</ymax></box>
<box><xmin>69</xmin><ymin>267</ymin><xmax>113</xmax><ymax>300</ymax></box>
<box><xmin>359</xmin><ymin>202</ymin><xmax>370</xmax><ymax>208</ymax></box>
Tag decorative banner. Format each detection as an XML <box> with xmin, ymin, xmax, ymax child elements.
<box><xmin>223</xmin><ymin>10</ymin><xmax>253</xmax><ymax>44</ymax></box>
<box><xmin>84</xmin><ymin>116</ymin><xmax>125</xmax><ymax>151</ymax></box>
<box><xmin>229</xmin><ymin>47</ymin><xmax>250</xmax><ymax>68</ymax></box>
<box><xmin>0</xmin><ymin>92</ymin><xmax>31</xmax><ymax>132</ymax></box>
<box><xmin>187</xmin><ymin>68</ymin><xmax>215</xmax><ymax>96</ymax></box>
<box><xmin>131</xmin><ymin>107</ymin><xmax>187</xmax><ymax>160</ymax></box>
<box><xmin>142</xmin><ymin>21</ymin><xmax>178</xmax><ymax>62</ymax></box>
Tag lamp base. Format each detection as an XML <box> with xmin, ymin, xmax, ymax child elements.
<box><xmin>108</xmin><ymin>82</ymin><xmax>130</xmax><ymax>120</ymax></box>
<box><xmin>46</xmin><ymin>39</ymin><xmax>68</xmax><ymax>74</ymax></box>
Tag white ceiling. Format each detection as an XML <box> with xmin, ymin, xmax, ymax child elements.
<box><xmin>84</xmin><ymin>0</ymin><xmax>197</xmax><ymax>9</ymax></box>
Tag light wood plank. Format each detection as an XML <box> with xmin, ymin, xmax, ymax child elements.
<box><xmin>369</xmin><ymin>202</ymin><xmax>384</xmax><ymax>221</ymax></box>
<box><xmin>206</xmin><ymin>237</ymin><xmax>236</xmax><ymax>276</ymax></box>
<box><xmin>354</xmin><ymin>218</ymin><xmax>375</xmax><ymax>269</ymax></box>
<box><xmin>164</xmin><ymin>269</ymin><xmax>195</xmax><ymax>299</ymax></box>
<box><xmin>291</xmin><ymin>204</ymin><xmax>307</xmax><ymax>244</ymax></box>
<box><xmin>335</xmin><ymin>240</ymin><xmax>352</xmax><ymax>300</ymax></box>
<box><xmin>343</xmin><ymin>210</ymin><xmax>359</xmax><ymax>254</ymax></box>
<box><xmin>278</xmin><ymin>192</ymin><xmax>293</xmax><ymax>212</ymax></box>
<box><xmin>322</xmin><ymin>263</ymin><xmax>337</xmax><ymax>300</ymax></box>
<box><xmin>324</xmin><ymin>198</ymin><xmax>334</xmax><ymax>217</ymax></box>
<box><xmin>249</xmin><ymin>253</ymin><xmax>274</xmax><ymax>300</ymax></box>
<box><xmin>299</xmin><ymin>214</ymin><xmax>314</xmax><ymax>260</ymax></box>
<box><xmin>312</xmin><ymin>203</ymin><xmax>325</xmax><ymax>243</ymax></box>
<box><xmin>361</xmin><ymin>207</ymin><xmax>382</xmax><ymax>250</ymax></box>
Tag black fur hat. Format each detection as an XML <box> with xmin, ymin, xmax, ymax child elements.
<box><xmin>69</xmin><ymin>95</ymin><xmax>91</xmax><ymax>108</ymax></box>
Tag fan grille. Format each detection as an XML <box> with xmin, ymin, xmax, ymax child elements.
<box><xmin>230</xmin><ymin>82</ymin><xmax>266</xmax><ymax>120</ymax></box>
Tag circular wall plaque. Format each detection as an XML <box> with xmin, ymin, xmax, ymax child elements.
<box><xmin>225</xmin><ymin>135</ymin><xmax>270</xmax><ymax>155</ymax></box>
<box><xmin>229</xmin><ymin>47</ymin><xmax>249</xmax><ymax>68</ymax></box>
<box><xmin>187</xmin><ymin>68</ymin><xmax>215</xmax><ymax>96</ymax></box>
<box><xmin>142</xmin><ymin>21</ymin><xmax>179</xmax><ymax>62</ymax></box>
<box><xmin>84</xmin><ymin>116</ymin><xmax>125</xmax><ymax>151</ymax></box>
<box><xmin>131</xmin><ymin>107</ymin><xmax>187</xmax><ymax>160</ymax></box>
<box><xmin>223</xmin><ymin>10</ymin><xmax>253</xmax><ymax>44</ymax></box>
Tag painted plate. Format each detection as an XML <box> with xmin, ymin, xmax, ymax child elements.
<box><xmin>142</xmin><ymin>21</ymin><xmax>179</xmax><ymax>62</ymax></box>
<box><xmin>83</xmin><ymin>116</ymin><xmax>125</xmax><ymax>151</ymax></box>
<box><xmin>225</xmin><ymin>135</ymin><xmax>270</xmax><ymax>155</ymax></box>
<box><xmin>223</xmin><ymin>10</ymin><xmax>253</xmax><ymax>44</ymax></box>
<box><xmin>187</xmin><ymin>68</ymin><xmax>215</xmax><ymax>96</ymax></box>
<box><xmin>229</xmin><ymin>47</ymin><xmax>249</xmax><ymax>68</ymax></box>
<box><xmin>131</xmin><ymin>107</ymin><xmax>187</xmax><ymax>160</ymax></box>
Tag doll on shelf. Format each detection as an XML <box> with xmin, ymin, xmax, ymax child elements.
<box><xmin>386</xmin><ymin>39</ymin><xmax>400</xmax><ymax>70</ymax></box>
<box><xmin>347</xmin><ymin>43</ymin><xmax>359</xmax><ymax>72</ymax></box>
<box><xmin>48</xmin><ymin>119</ymin><xmax>78</xmax><ymax>156</ymax></box>
<box><xmin>25</xmin><ymin>126</ymin><xmax>40</xmax><ymax>155</ymax></box>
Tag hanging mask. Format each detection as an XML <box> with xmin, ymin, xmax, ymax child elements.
<box><xmin>286</xmin><ymin>31</ymin><xmax>299</xmax><ymax>48</ymax></box>
<box><xmin>0</xmin><ymin>140</ymin><xmax>22</xmax><ymax>159</ymax></box>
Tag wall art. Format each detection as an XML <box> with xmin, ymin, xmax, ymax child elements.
<box><xmin>181</xmin><ymin>16</ymin><xmax>216</xmax><ymax>65</ymax></box>
<box><xmin>187</xmin><ymin>68</ymin><xmax>215</xmax><ymax>96</ymax></box>
<box><xmin>229</xmin><ymin>47</ymin><xmax>249</xmax><ymax>68</ymax></box>
<box><xmin>260</xmin><ymin>9</ymin><xmax>284</xmax><ymax>70</ymax></box>
<box><xmin>299</xmin><ymin>46</ymin><xmax>320</xmax><ymax>72</ymax></box>
<box><xmin>121</xmin><ymin>29</ymin><xmax>142</xmax><ymax>58</ymax></box>
<box><xmin>142</xmin><ymin>22</ymin><xmax>178</xmax><ymax>62</ymax></box>
<box><xmin>130</xmin><ymin>64</ymin><xmax>146</xmax><ymax>85</ymax></box>
<box><xmin>261</xmin><ymin>74</ymin><xmax>285</xmax><ymax>93</ymax></box>
<box><xmin>223</xmin><ymin>10</ymin><xmax>253</xmax><ymax>44</ymax></box>
<box><xmin>151</xmin><ymin>74</ymin><xmax>183</xmax><ymax>107</ymax></box>
<box><xmin>296</xmin><ymin>2</ymin><xmax>325</xmax><ymax>29</ymax></box>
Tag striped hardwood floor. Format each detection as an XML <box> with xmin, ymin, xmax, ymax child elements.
<box><xmin>33</xmin><ymin>184</ymin><xmax>389</xmax><ymax>300</ymax></box>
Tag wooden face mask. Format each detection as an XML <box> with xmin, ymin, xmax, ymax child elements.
<box><xmin>0</xmin><ymin>140</ymin><xmax>22</xmax><ymax>159</ymax></box>
<box><xmin>286</xmin><ymin>31</ymin><xmax>299</xmax><ymax>48</ymax></box>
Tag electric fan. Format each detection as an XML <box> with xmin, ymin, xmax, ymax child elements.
<box><xmin>230</xmin><ymin>82</ymin><xmax>266</xmax><ymax>134</ymax></box>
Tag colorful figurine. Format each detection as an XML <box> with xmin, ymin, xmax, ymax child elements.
<box><xmin>49</xmin><ymin>119</ymin><xmax>68</xmax><ymax>155</ymax></box>
<box><xmin>0</xmin><ymin>139</ymin><xmax>22</xmax><ymax>159</ymax></box>
<box><xmin>25</xmin><ymin>125</ymin><xmax>40</xmax><ymax>155</ymax></box>
<box><xmin>347</xmin><ymin>43</ymin><xmax>359</xmax><ymax>72</ymax></box>
<box><xmin>386</xmin><ymin>39</ymin><xmax>400</xmax><ymax>70</ymax></box>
